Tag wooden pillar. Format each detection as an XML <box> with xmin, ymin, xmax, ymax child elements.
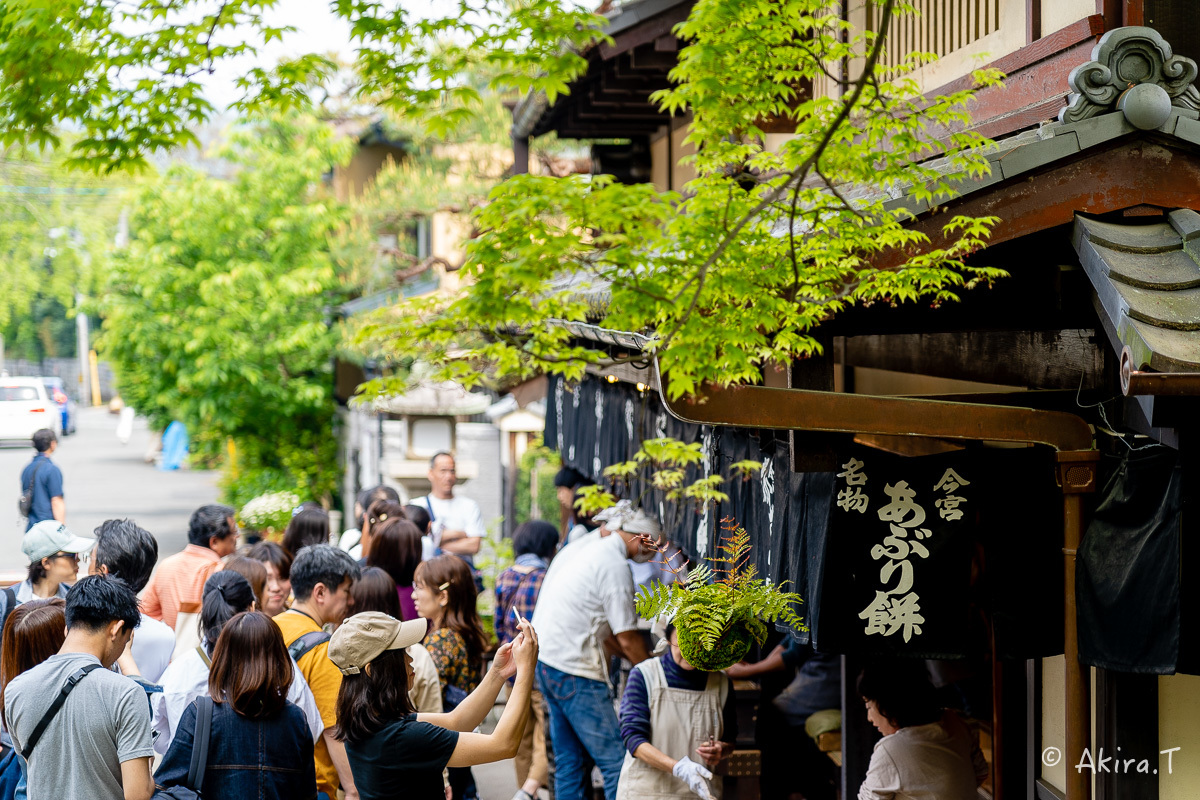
<box><xmin>1026</xmin><ymin>0</ymin><xmax>1041</xmax><ymax>43</ymax></box>
<box><xmin>839</xmin><ymin>654</ymin><xmax>878</xmax><ymax>798</ymax></box>
<box><xmin>994</xmin><ymin>654</ymin><xmax>1034</xmax><ymax>799</ymax></box>
<box><xmin>1057</xmin><ymin>450</ymin><xmax>1100</xmax><ymax>800</ymax></box>
<box><xmin>513</xmin><ymin>135</ymin><xmax>530</xmax><ymax>175</ymax></box>
<box><xmin>1123</xmin><ymin>0</ymin><xmax>1144</xmax><ymax>26</ymax></box>
<box><xmin>1095</xmin><ymin>670</ymin><xmax>1158</xmax><ymax>800</ymax></box>
<box><xmin>1098</xmin><ymin>0</ymin><xmax>1123</xmax><ymax>30</ymax></box>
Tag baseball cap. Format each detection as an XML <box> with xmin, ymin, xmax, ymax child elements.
<box><xmin>328</xmin><ymin>612</ymin><xmax>428</xmax><ymax>675</ymax></box>
<box><xmin>22</xmin><ymin>520</ymin><xmax>95</xmax><ymax>564</ymax></box>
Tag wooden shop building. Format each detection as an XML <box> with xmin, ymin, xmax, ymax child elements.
<box><xmin>511</xmin><ymin>2</ymin><xmax>1200</xmax><ymax>799</ymax></box>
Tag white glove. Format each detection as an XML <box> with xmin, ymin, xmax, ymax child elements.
<box><xmin>672</xmin><ymin>756</ymin><xmax>715</xmax><ymax>800</ymax></box>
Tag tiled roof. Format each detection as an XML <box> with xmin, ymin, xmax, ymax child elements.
<box><xmin>1074</xmin><ymin>209</ymin><xmax>1200</xmax><ymax>372</ymax></box>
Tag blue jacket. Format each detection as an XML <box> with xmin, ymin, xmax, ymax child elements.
<box><xmin>154</xmin><ymin>699</ymin><xmax>316</xmax><ymax>800</ymax></box>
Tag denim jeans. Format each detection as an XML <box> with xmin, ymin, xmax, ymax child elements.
<box><xmin>536</xmin><ymin>662</ymin><xmax>624</xmax><ymax>800</ymax></box>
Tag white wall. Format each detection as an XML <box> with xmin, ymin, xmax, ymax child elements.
<box><xmin>455</xmin><ymin>422</ymin><xmax>503</xmax><ymax>534</ymax></box>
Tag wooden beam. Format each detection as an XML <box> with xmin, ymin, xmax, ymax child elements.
<box><xmin>568</xmin><ymin>107</ymin><xmax>668</xmax><ymax>122</ymax></box>
<box><xmin>598</xmin><ymin>2</ymin><xmax>692</xmax><ymax>60</ymax></box>
<box><xmin>629</xmin><ymin>47</ymin><xmax>678</xmax><ymax>70</ymax></box>
<box><xmin>587</xmin><ymin>88</ymin><xmax>659</xmax><ymax>109</ymax></box>
<box><xmin>585</xmin><ymin>361</ymin><xmax>656</xmax><ymax>388</ymax></box>
<box><xmin>843</xmin><ymin>330</ymin><xmax>1108</xmax><ymax>390</ymax></box>
<box><xmin>877</xmin><ymin>141</ymin><xmax>1200</xmax><ymax>273</ymax></box>
<box><xmin>600</xmin><ymin>73</ymin><xmax>662</xmax><ymax>94</ymax></box>
<box><xmin>614</xmin><ymin>58</ymin><xmax>671</xmax><ymax>82</ymax></box>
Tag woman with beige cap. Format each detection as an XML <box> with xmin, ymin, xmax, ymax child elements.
<box><xmin>330</xmin><ymin>611</ymin><xmax>539</xmax><ymax>800</ymax></box>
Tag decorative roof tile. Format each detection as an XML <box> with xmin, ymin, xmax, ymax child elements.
<box><xmin>1074</xmin><ymin>210</ymin><xmax>1200</xmax><ymax>372</ymax></box>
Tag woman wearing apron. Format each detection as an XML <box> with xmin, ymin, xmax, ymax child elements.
<box><xmin>617</xmin><ymin>624</ymin><xmax>737</xmax><ymax>800</ymax></box>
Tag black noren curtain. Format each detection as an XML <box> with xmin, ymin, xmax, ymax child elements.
<box><xmin>1078</xmin><ymin>448</ymin><xmax>1183</xmax><ymax>673</ymax></box>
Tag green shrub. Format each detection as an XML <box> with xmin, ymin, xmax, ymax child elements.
<box><xmin>513</xmin><ymin>438</ymin><xmax>561</xmax><ymax>528</ymax></box>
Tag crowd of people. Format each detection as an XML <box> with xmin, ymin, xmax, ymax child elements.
<box><xmin>3</xmin><ymin>435</ymin><xmax>991</xmax><ymax>800</ymax></box>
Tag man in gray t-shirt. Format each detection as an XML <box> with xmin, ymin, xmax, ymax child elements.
<box><xmin>5</xmin><ymin>576</ymin><xmax>154</xmax><ymax>800</ymax></box>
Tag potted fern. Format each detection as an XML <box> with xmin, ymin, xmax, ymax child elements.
<box><xmin>635</xmin><ymin>522</ymin><xmax>806</xmax><ymax>671</ymax></box>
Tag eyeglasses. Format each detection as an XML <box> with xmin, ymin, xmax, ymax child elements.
<box><xmin>51</xmin><ymin>551</ymin><xmax>79</xmax><ymax>562</ymax></box>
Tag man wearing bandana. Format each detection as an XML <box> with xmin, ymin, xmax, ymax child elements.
<box><xmin>530</xmin><ymin>505</ymin><xmax>665</xmax><ymax>800</ymax></box>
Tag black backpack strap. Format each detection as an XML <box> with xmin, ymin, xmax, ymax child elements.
<box><xmin>24</xmin><ymin>459</ymin><xmax>44</xmax><ymax>494</ymax></box>
<box><xmin>186</xmin><ymin>696</ymin><xmax>214</xmax><ymax>791</ymax></box>
<box><xmin>20</xmin><ymin>663</ymin><xmax>102</xmax><ymax>760</ymax></box>
<box><xmin>287</xmin><ymin>630</ymin><xmax>331</xmax><ymax>663</ymax></box>
<box><xmin>0</xmin><ymin>587</ymin><xmax>17</xmax><ymax>633</ymax></box>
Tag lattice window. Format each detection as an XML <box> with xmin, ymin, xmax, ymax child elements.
<box><xmin>867</xmin><ymin>0</ymin><xmax>1003</xmax><ymax>70</ymax></box>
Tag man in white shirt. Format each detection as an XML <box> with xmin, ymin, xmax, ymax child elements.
<box><xmin>531</xmin><ymin>506</ymin><xmax>663</xmax><ymax>800</ymax></box>
<box><xmin>88</xmin><ymin>519</ymin><xmax>176</xmax><ymax>683</ymax></box>
<box><xmin>411</xmin><ymin>451</ymin><xmax>487</xmax><ymax>566</ymax></box>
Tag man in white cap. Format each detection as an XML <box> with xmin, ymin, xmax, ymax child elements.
<box><xmin>543</xmin><ymin>499</ymin><xmax>631</xmax><ymax>583</ymax></box>
<box><xmin>15</xmin><ymin>519</ymin><xmax>93</xmax><ymax>604</ymax></box>
<box><xmin>531</xmin><ymin>504</ymin><xmax>664</xmax><ymax>800</ymax></box>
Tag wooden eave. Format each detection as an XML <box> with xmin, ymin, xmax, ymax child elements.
<box><xmin>875</xmin><ymin>115</ymin><xmax>1200</xmax><ymax>272</ymax></box>
<box><xmin>512</xmin><ymin>0</ymin><xmax>693</xmax><ymax>140</ymax></box>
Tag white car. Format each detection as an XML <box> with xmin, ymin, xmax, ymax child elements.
<box><xmin>0</xmin><ymin>377</ymin><xmax>62</xmax><ymax>444</ymax></box>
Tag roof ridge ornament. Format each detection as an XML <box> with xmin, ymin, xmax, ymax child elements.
<box><xmin>1059</xmin><ymin>26</ymin><xmax>1200</xmax><ymax>125</ymax></box>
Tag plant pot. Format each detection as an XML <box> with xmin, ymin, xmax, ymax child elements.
<box><xmin>677</xmin><ymin>619</ymin><xmax>754</xmax><ymax>672</ymax></box>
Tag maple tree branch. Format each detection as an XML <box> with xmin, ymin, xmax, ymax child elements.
<box><xmin>652</xmin><ymin>0</ymin><xmax>898</xmax><ymax>362</ymax></box>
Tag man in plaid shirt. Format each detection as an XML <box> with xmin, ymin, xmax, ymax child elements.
<box><xmin>495</xmin><ymin>520</ymin><xmax>559</xmax><ymax>800</ymax></box>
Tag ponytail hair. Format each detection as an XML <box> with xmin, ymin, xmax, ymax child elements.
<box><xmin>201</xmin><ymin>571</ymin><xmax>256</xmax><ymax>650</ymax></box>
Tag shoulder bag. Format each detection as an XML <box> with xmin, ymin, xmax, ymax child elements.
<box><xmin>17</xmin><ymin>460</ymin><xmax>44</xmax><ymax>518</ymax></box>
<box><xmin>152</xmin><ymin>695</ymin><xmax>213</xmax><ymax>799</ymax></box>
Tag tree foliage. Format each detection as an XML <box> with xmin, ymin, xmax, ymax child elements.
<box><xmin>354</xmin><ymin>0</ymin><xmax>1007</xmax><ymax>399</ymax></box>
<box><xmin>98</xmin><ymin>115</ymin><xmax>355</xmax><ymax>503</ymax></box>
<box><xmin>0</xmin><ymin>1</ymin><xmax>1006</xmax><ymax>401</ymax></box>
<box><xmin>0</xmin><ymin>0</ymin><xmax>333</xmax><ymax>171</ymax></box>
<box><xmin>576</xmin><ymin>437</ymin><xmax>761</xmax><ymax>522</ymax></box>
<box><xmin>0</xmin><ymin>146</ymin><xmax>129</xmax><ymax>336</ymax></box>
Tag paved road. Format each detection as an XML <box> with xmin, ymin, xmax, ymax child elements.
<box><xmin>0</xmin><ymin>406</ymin><xmax>219</xmax><ymax>578</ymax></box>
<box><xmin>0</xmin><ymin>409</ymin><xmax>535</xmax><ymax>797</ymax></box>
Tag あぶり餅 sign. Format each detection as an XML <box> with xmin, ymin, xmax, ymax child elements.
<box><xmin>815</xmin><ymin>446</ymin><xmax>975</xmax><ymax>658</ymax></box>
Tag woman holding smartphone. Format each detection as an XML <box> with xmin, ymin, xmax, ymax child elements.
<box><xmin>329</xmin><ymin>612</ymin><xmax>539</xmax><ymax>800</ymax></box>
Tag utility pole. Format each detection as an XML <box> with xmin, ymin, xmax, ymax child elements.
<box><xmin>76</xmin><ymin>293</ymin><xmax>89</xmax><ymax>407</ymax></box>
<box><xmin>52</xmin><ymin>226</ymin><xmax>92</xmax><ymax>407</ymax></box>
